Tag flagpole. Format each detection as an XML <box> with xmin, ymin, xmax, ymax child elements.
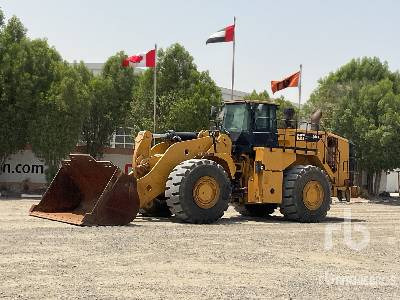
<box><xmin>298</xmin><ymin>64</ymin><xmax>302</xmax><ymax>111</ymax></box>
<box><xmin>231</xmin><ymin>16</ymin><xmax>236</xmax><ymax>100</ymax></box>
<box><xmin>153</xmin><ymin>43</ymin><xmax>157</xmax><ymax>134</ymax></box>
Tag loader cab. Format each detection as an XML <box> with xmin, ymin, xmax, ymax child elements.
<box><xmin>222</xmin><ymin>100</ymin><xmax>278</xmax><ymax>154</ymax></box>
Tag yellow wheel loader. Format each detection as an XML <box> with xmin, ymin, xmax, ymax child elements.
<box><xmin>29</xmin><ymin>100</ymin><xmax>357</xmax><ymax>225</ymax></box>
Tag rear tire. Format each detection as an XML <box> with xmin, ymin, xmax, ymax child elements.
<box><xmin>280</xmin><ymin>165</ymin><xmax>331</xmax><ymax>222</ymax></box>
<box><xmin>235</xmin><ymin>203</ymin><xmax>277</xmax><ymax>217</ymax></box>
<box><xmin>165</xmin><ymin>159</ymin><xmax>231</xmax><ymax>224</ymax></box>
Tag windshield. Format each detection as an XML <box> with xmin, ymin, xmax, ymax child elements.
<box><xmin>223</xmin><ymin>104</ymin><xmax>251</xmax><ymax>132</ymax></box>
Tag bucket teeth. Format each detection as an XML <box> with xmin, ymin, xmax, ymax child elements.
<box><xmin>29</xmin><ymin>154</ymin><xmax>140</xmax><ymax>226</ymax></box>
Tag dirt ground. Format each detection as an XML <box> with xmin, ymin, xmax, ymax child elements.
<box><xmin>0</xmin><ymin>198</ymin><xmax>399</xmax><ymax>300</ymax></box>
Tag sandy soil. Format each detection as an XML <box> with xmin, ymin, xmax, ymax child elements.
<box><xmin>0</xmin><ymin>198</ymin><xmax>399</xmax><ymax>299</ymax></box>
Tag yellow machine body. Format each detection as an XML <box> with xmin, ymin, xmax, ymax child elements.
<box><xmin>132</xmin><ymin>127</ymin><xmax>353</xmax><ymax>208</ymax></box>
<box><xmin>243</xmin><ymin>129</ymin><xmax>352</xmax><ymax>205</ymax></box>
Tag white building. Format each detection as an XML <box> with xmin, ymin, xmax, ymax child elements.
<box><xmin>386</xmin><ymin>170</ymin><xmax>400</xmax><ymax>192</ymax></box>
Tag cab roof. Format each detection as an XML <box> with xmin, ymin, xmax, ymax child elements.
<box><xmin>224</xmin><ymin>99</ymin><xmax>279</xmax><ymax>106</ymax></box>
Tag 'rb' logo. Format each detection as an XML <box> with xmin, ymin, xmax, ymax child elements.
<box><xmin>324</xmin><ymin>207</ymin><xmax>370</xmax><ymax>251</ymax></box>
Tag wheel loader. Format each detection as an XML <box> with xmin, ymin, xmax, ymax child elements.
<box><xmin>29</xmin><ymin>100</ymin><xmax>357</xmax><ymax>225</ymax></box>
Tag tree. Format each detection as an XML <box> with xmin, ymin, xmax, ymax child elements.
<box><xmin>305</xmin><ymin>57</ymin><xmax>400</xmax><ymax>195</ymax></box>
<box><xmin>0</xmin><ymin>13</ymin><xmax>64</xmax><ymax>168</ymax></box>
<box><xmin>0</xmin><ymin>14</ymin><xmax>32</xmax><ymax>166</ymax></box>
<box><xmin>81</xmin><ymin>52</ymin><xmax>136</xmax><ymax>158</ymax></box>
<box><xmin>0</xmin><ymin>8</ymin><xmax>4</xmax><ymax>27</ymax></box>
<box><xmin>29</xmin><ymin>63</ymin><xmax>90</xmax><ymax>181</ymax></box>
<box><xmin>243</xmin><ymin>89</ymin><xmax>270</xmax><ymax>100</ymax></box>
<box><xmin>0</xmin><ymin>10</ymin><xmax>90</xmax><ymax>182</ymax></box>
<box><xmin>129</xmin><ymin>43</ymin><xmax>222</xmax><ymax>134</ymax></box>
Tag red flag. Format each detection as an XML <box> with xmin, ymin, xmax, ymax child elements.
<box><xmin>271</xmin><ymin>71</ymin><xmax>300</xmax><ymax>94</ymax></box>
<box><xmin>122</xmin><ymin>49</ymin><xmax>156</xmax><ymax>68</ymax></box>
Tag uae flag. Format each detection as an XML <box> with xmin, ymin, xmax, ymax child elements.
<box><xmin>271</xmin><ymin>71</ymin><xmax>300</xmax><ymax>94</ymax></box>
<box><xmin>206</xmin><ymin>24</ymin><xmax>235</xmax><ymax>44</ymax></box>
<box><xmin>122</xmin><ymin>49</ymin><xmax>156</xmax><ymax>68</ymax></box>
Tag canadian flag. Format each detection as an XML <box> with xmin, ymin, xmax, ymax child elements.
<box><xmin>122</xmin><ymin>49</ymin><xmax>156</xmax><ymax>68</ymax></box>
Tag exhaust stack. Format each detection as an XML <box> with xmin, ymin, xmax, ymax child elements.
<box><xmin>310</xmin><ymin>109</ymin><xmax>322</xmax><ymax>130</ymax></box>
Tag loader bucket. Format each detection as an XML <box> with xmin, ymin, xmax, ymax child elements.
<box><xmin>29</xmin><ymin>154</ymin><xmax>140</xmax><ymax>226</ymax></box>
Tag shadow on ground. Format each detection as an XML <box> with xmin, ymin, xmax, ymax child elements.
<box><xmin>368</xmin><ymin>196</ymin><xmax>400</xmax><ymax>206</ymax></box>
<box><xmin>137</xmin><ymin>213</ymin><xmax>366</xmax><ymax>225</ymax></box>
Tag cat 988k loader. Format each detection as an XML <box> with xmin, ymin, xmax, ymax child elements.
<box><xmin>29</xmin><ymin>100</ymin><xmax>358</xmax><ymax>225</ymax></box>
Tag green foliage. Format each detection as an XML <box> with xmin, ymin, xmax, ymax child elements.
<box><xmin>0</xmin><ymin>9</ymin><xmax>138</xmax><ymax>178</ymax></box>
<box><xmin>305</xmin><ymin>57</ymin><xmax>400</xmax><ymax>194</ymax></box>
<box><xmin>129</xmin><ymin>43</ymin><xmax>222</xmax><ymax>134</ymax></box>
<box><xmin>243</xmin><ymin>89</ymin><xmax>270</xmax><ymax>100</ymax></box>
<box><xmin>82</xmin><ymin>76</ymin><xmax>114</xmax><ymax>157</ymax></box>
<box><xmin>0</xmin><ymin>10</ymin><xmax>89</xmax><ymax>182</ymax></box>
<box><xmin>0</xmin><ymin>14</ymin><xmax>31</xmax><ymax>164</ymax></box>
<box><xmin>0</xmin><ymin>14</ymin><xmax>64</xmax><ymax>169</ymax></box>
<box><xmin>157</xmin><ymin>44</ymin><xmax>198</xmax><ymax>93</ymax></box>
<box><xmin>81</xmin><ymin>52</ymin><xmax>137</xmax><ymax>158</ymax></box>
<box><xmin>29</xmin><ymin>63</ymin><xmax>90</xmax><ymax>181</ymax></box>
<box><xmin>0</xmin><ymin>9</ymin><xmax>4</xmax><ymax>27</ymax></box>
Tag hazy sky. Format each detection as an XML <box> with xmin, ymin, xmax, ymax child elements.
<box><xmin>1</xmin><ymin>0</ymin><xmax>399</xmax><ymax>104</ymax></box>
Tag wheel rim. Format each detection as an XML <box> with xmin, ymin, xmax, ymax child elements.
<box><xmin>193</xmin><ymin>176</ymin><xmax>220</xmax><ymax>209</ymax></box>
<box><xmin>302</xmin><ymin>180</ymin><xmax>324</xmax><ymax>210</ymax></box>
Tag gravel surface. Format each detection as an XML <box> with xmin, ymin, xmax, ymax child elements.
<box><xmin>0</xmin><ymin>198</ymin><xmax>399</xmax><ymax>299</ymax></box>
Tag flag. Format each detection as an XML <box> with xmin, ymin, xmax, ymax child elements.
<box><xmin>206</xmin><ymin>24</ymin><xmax>235</xmax><ymax>44</ymax></box>
<box><xmin>271</xmin><ymin>71</ymin><xmax>300</xmax><ymax>94</ymax></box>
<box><xmin>122</xmin><ymin>49</ymin><xmax>156</xmax><ymax>68</ymax></box>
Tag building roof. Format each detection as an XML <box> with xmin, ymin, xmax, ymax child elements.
<box><xmin>220</xmin><ymin>87</ymin><xmax>249</xmax><ymax>100</ymax></box>
<box><xmin>81</xmin><ymin>63</ymin><xmax>144</xmax><ymax>75</ymax></box>
<box><xmin>84</xmin><ymin>63</ymin><xmax>104</xmax><ymax>71</ymax></box>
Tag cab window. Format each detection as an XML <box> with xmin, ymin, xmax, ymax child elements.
<box><xmin>223</xmin><ymin>104</ymin><xmax>251</xmax><ymax>132</ymax></box>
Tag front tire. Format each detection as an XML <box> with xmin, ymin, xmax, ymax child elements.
<box><xmin>280</xmin><ymin>165</ymin><xmax>331</xmax><ymax>222</ymax></box>
<box><xmin>165</xmin><ymin>159</ymin><xmax>231</xmax><ymax>224</ymax></box>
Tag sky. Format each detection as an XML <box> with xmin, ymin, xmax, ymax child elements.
<box><xmin>1</xmin><ymin>0</ymin><xmax>400</xmax><ymax>104</ymax></box>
